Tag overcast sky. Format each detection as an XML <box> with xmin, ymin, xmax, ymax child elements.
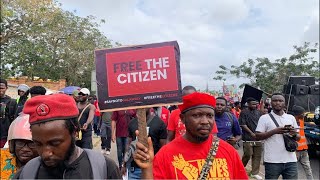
<box><xmin>58</xmin><ymin>0</ymin><xmax>319</xmax><ymax>91</ymax></box>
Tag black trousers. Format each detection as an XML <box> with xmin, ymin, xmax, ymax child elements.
<box><xmin>101</xmin><ymin>126</ymin><xmax>111</xmax><ymax>150</ymax></box>
<box><xmin>76</xmin><ymin>135</ymin><xmax>93</xmax><ymax>149</ymax></box>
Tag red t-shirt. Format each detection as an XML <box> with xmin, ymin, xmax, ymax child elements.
<box><xmin>167</xmin><ymin>109</ymin><xmax>218</xmax><ymax>139</ymax></box>
<box><xmin>150</xmin><ymin>107</ymin><xmax>170</xmax><ymax>126</ymax></box>
<box><xmin>167</xmin><ymin>109</ymin><xmax>186</xmax><ymax>138</ymax></box>
<box><xmin>231</xmin><ymin>108</ymin><xmax>241</xmax><ymax>119</ymax></box>
<box><xmin>160</xmin><ymin>107</ymin><xmax>170</xmax><ymax>126</ymax></box>
<box><xmin>111</xmin><ymin>110</ymin><xmax>136</xmax><ymax>137</ymax></box>
<box><xmin>93</xmin><ymin>100</ymin><xmax>101</xmax><ymax>116</ymax></box>
<box><xmin>153</xmin><ymin>135</ymin><xmax>248</xmax><ymax>179</ymax></box>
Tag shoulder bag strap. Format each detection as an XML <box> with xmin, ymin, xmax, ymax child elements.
<box><xmin>84</xmin><ymin>149</ymin><xmax>107</xmax><ymax>179</ymax></box>
<box><xmin>78</xmin><ymin>103</ymin><xmax>91</xmax><ymax>122</ymax></box>
<box><xmin>19</xmin><ymin>157</ymin><xmax>41</xmax><ymax>179</ymax></box>
<box><xmin>146</xmin><ymin>115</ymin><xmax>155</xmax><ymax>126</ymax></box>
<box><xmin>268</xmin><ymin>113</ymin><xmax>280</xmax><ymax>127</ymax></box>
<box><xmin>198</xmin><ymin>134</ymin><xmax>220</xmax><ymax>180</ymax></box>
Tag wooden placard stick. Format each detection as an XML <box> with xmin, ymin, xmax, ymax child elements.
<box><xmin>137</xmin><ymin>108</ymin><xmax>149</xmax><ymax>148</ymax></box>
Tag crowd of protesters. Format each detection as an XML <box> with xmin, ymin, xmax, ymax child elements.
<box><xmin>0</xmin><ymin>78</ymin><xmax>316</xmax><ymax>179</ymax></box>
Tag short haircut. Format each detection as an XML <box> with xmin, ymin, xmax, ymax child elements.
<box><xmin>216</xmin><ymin>97</ymin><xmax>227</xmax><ymax>104</ymax></box>
<box><xmin>292</xmin><ymin>105</ymin><xmax>305</xmax><ymax>116</ymax></box>
<box><xmin>234</xmin><ymin>101</ymin><xmax>240</xmax><ymax>106</ymax></box>
<box><xmin>182</xmin><ymin>85</ymin><xmax>196</xmax><ymax>91</ymax></box>
<box><xmin>30</xmin><ymin>86</ymin><xmax>46</xmax><ymax>95</ymax></box>
<box><xmin>272</xmin><ymin>92</ymin><xmax>284</xmax><ymax>97</ymax></box>
<box><xmin>246</xmin><ymin>97</ymin><xmax>257</xmax><ymax>103</ymax></box>
<box><xmin>0</xmin><ymin>78</ymin><xmax>8</xmax><ymax>87</ymax></box>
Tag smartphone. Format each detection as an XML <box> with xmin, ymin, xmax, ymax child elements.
<box><xmin>284</xmin><ymin>125</ymin><xmax>292</xmax><ymax>131</ymax></box>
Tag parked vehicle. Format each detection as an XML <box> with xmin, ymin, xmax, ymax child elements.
<box><xmin>304</xmin><ymin>106</ymin><xmax>320</xmax><ymax>157</ymax></box>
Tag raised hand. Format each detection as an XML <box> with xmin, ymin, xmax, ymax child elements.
<box><xmin>133</xmin><ymin>130</ymin><xmax>154</xmax><ymax>169</ymax></box>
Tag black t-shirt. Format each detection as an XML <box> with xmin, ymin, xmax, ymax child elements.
<box><xmin>239</xmin><ymin>109</ymin><xmax>262</xmax><ymax>141</ymax></box>
<box><xmin>14</xmin><ymin>96</ymin><xmax>28</xmax><ymax>118</ymax></box>
<box><xmin>78</xmin><ymin>105</ymin><xmax>92</xmax><ymax>137</ymax></box>
<box><xmin>128</xmin><ymin>116</ymin><xmax>167</xmax><ymax>168</ymax></box>
<box><xmin>0</xmin><ymin>95</ymin><xmax>17</xmax><ymax>139</ymax></box>
<box><xmin>14</xmin><ymin>150</ymin><xmax>121</xmax><ymax>179</ymax></box>
<box><xmin>128</xmin><ymin>115</ymin><xmax>167</xmax><ymax>155</ymax></box>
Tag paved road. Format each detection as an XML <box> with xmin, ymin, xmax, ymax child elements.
<box><xmin>302</xmin><ymin>152</ymin><xmax>319</xmax><ymax>179</ymax></box>
<box><xmin>92</xmin><ymin>136</ymin><xmax>119</xmax><ymax>165</ymax></box>
<box><xmin>93</xmin><ymin>137</ymin><xmax>319</xmax><ymax>179</ymax></box>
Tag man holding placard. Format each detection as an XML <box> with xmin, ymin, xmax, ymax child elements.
<box><xmin>133</xmin><ymin>92</ymin><xmax>248</xmax><ymax>179</ymax></box>
<box><xmin>111</xmin><ymin>110</ymin><xmax>136</xmax><ymax>169</ymax></box>
<box><xmin>95</xmin><ymin>41</ymin><xmax>184</xmax><ymax>176</ymax></box>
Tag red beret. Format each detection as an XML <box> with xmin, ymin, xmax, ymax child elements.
<box><xmin>23</xmin><ymin>94</ymin><xmax>79</xmax><ymax>125</ymax></box>
<box><xmin>179</xmin><ymin>92</ymin><xmax>216</xmax><ymax>113</ymax></box>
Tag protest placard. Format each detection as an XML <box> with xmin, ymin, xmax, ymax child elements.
<box><xmin>241</xmin><ymin>84</ymin><xmax>263</xmax><ymax>107</ymax></box>
<box><xmin>95</xmin><ymin>41</ymin><xmax>182</xmax><ymax>112</ymax></box>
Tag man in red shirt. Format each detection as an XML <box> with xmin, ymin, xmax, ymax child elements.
<box><xmin>133</xmin><ymin>92</ymin><xmax>248</xmax><ymax>179</ymax></box>
<box><xmin>150</xmin><ymin>107</ymin><xmax>170</xmax><ymax>126</ymax></box>
<box><xmin>111</xmin><ymin>110</ymin><xmax>136</xmax><ymax>169</ymax></box>
<box><xmin>231</xmin><ymin>101</ymin><xmax>241</xmax><ymax>119</ymax></box>
<box><xmin>167</xmin><ymin>85</ymin><xmax>196</xmax><ymax>142</ymax></box>
<box><xmin>93</xmin><ymin>96</ymin><xmax>101</xmax><ymax>136</ymax></box>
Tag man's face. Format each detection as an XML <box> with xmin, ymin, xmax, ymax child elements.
<box><xmin>271</xmin><ymin>95</ymin><xmax>285</xmax><ymax>111</ymax></box>
<box><xmin>31</xmin><ymin>120</ymin><xmax>75</xmax><ymax>168</ymax></box>
<box><xmin>18</xmin><ymin>90</ymin><xmax>26</xmax><ymax>97</ymax></box>
<box><xmin>248</xmin><ymin>101</ymin><xmax>258</xmax><ymax>110</ymax></box>
<box><xmin>14</xmin><ymin>139</ymin><xmax>38</xmax><ymax>164</ymax></box>
<box><xmin>0</xmin><ymin>83</ymin><xmax>7</xmax><ymax>97</ymax></box>
<box><xmin>181</xmin><ymin>107</ymin><xmax>215</xmax><ymax>143</ymax></box>
<box><xmin>78</xmin><ymin>93</ymin><xmax>88</xmax><ymax>102</ymax></box>
<box><xmin>215</xmin><ymin>99</ymin><xmax>226</xmax><ymax>115</ymax></box>
<box><xmin>226</xmin><ymin>104</ymin><xmax>232</xmax><ymax>112</ymax></box>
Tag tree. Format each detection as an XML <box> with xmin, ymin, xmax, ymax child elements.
<box><xmin>213</xmin><ymin>42</ymin><xmax>319</xmax><ymax>93</ymax></box>
<box><xmin>1</xmin><ymin>0</ymin><xmax>114</xmax><ymax>88</ymax></box>
<box><xmin>0</xmin><ymin>0</ymin><xmax>59</xmax><ymax>47</ymax></box>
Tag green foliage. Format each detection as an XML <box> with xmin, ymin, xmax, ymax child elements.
<box><xmin>1</xmin><ymin>0</ymin><xmax>113</xmax><ymax>88</ymax></box>
<box><xmin>213</xmin><ymin>42</ymin><xmax>319</xmax><ymax>93</ymax></box>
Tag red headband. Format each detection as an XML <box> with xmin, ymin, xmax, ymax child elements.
<box><xmin>179</xmin><ymin>92</ymin><xmax>216</xmax><ymax>113</ymax></box>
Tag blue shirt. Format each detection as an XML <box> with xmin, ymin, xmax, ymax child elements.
<box><xmin>215</xmin><ymin>112</ymin><xmax>242</xmax><ymax>140</ymax></box>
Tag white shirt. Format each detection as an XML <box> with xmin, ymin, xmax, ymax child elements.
<box><xmin>256</xmin><ymin>111</ymin><xmax>298</xmax><ymax>163</ymax></box>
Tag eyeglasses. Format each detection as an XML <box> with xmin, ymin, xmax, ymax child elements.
<box><xmin>78</xmin><ymin>93</ymin><xmax>86</xmax><ymax>96</ymax></box>
<box><xmin>15</xmin><ymin>140</ymin><xmax>36</xmax><ymax>149</ymax></box>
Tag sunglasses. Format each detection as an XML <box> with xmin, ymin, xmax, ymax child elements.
<box><xmin>78</xmin><ymin>93</ymin><xmax>87</xmax><ymax>96</ymax></box>
<box><xmin>15</xmin><ymin>140</ymin><xmax>36</xmax><ymax>149</ymax></box>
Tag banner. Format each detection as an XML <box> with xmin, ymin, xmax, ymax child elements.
<box><xmin>95</xmin><ymin>41</ymin><xmax>182</xmax><ymax>111</ymax></box>
<box><xmin>222</xmin><ymin>84</ymin><xmax>238</xmax><ymax>97</ymax></box>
